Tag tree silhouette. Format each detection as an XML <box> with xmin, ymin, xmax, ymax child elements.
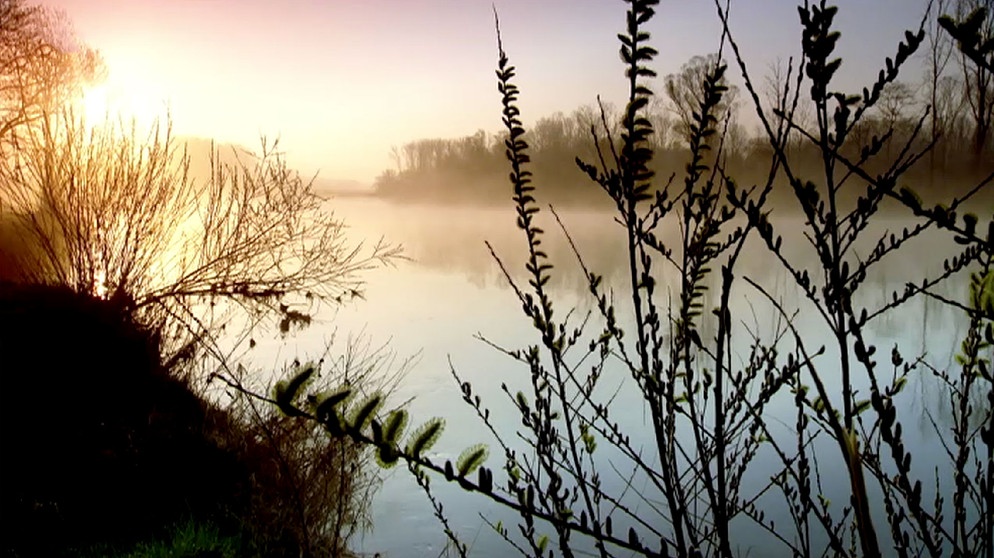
<box><xmin>940</xmin><ymin>0</ymin><xmax>994</xmax><ymax>157</ymax></box>
<box><xmin>1</xmin><ymin>116</ymin><xmax>399</xmax><ymax>366</ymax></box>
<box><xmin>0</xmin><ymin>0</ymin><xmax>102</xmax><ymax>143</ymax></box>
<box><xmin>0</xmin><ymin>4</ymin><xmax>399</xmax><ymax>365</ymax></box>
<box><xmin>663</xmin><ymin>53</ymin><xmax>739</xmax><ymax>143</ymax></box>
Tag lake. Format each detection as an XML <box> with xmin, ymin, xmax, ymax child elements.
<box><xmin>271</xmin><ymin>195</ymin><xmax>984</xmax><ymax>557</ymax></box>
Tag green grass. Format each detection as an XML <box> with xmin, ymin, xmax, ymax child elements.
<box><xmin>78</xmin><ymin>519</ymin><xmax>243</xmax><ymax>558</ymax></box>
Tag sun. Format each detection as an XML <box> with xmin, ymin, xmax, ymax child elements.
<box><xmin>79</xmin><ymin>77</ymin><xmax>170</xmax><ymax>134</ymax></box>
<box><xmin>80</xmin><ymin>84</ymin><xmax>110</xmax><ymax>124</ymax></box>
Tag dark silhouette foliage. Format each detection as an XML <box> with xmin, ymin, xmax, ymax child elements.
<box><xmin>0</xmin><ymin>283</ymin><xmax>372</xmax><ymax>557</ymax></box>
<box><xmin>0</xmin><ymin>282</ymin><xmax>247</xmax><ymax>555</ymax></box>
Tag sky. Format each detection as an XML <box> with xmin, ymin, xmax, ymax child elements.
<box><xmin>46</xmin><ymin>0</ymin><xmax>935</xmax><ymax>184</ymax></box>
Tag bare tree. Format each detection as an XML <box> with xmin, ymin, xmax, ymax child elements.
<box><xmin>873</xmin><ymin>80</ymin><xmax>920</xmax><ymax>157</ymax></box>
<box><xmin>877</xmin><ymin>81</ymin><xmax>917</xmax><ymax>125</ymax></box>
<box><xmin>763</xmin><ymin>58</ymin><xmax>812</xmax><ymax>143</ymax></box>
<box><xmin>1</xmin><ymin>5</ymin><xmax>403</xmax><ymax>554</ymax></box>
<box><xmin>0</xmin><ymin>0</ymin><xmax>102</xmax><ymax>144</ymax></box>
<box><xmin>664</xmin><ymin>53</ymin><xmax>739</xmax><ymax>143</ymax></box>
<box><xmin>0</xmin><ymin>108</ymin><xmax>399</xmax><ymax>367</ymax></box>
<box><xmin>925</xmin><ymin>0</ymin><xmax>959</xmax><ymax>169</ymax></box>
<box><xmin>949</xmin><ymin>0</ymin><xmax>994</xmax><ymax>157</ymax></box>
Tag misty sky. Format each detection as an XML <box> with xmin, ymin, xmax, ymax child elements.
<box><xmin>48</xmin><ymin>0</ymin><xmax>934</xmax><ymax>183</ymax></box>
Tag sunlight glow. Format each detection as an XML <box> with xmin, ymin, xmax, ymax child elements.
<box><xmin>80</xmin><ymin>84</ymin><xmax>109</xmax><ymax>125</ymax></box>
<box><xmin>79</xmin><ymin>78</ymin><xmax>170</xmax><ymax>135</ymax></box>
<box><xmin>92</xmin><ymin>266</ymin><xmax>109</xmax><ymax>299</ymax></box>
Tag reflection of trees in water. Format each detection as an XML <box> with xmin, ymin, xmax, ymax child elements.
<box><xmin>331</xmin><ymin>197</ymin><xmax>990</xmax><ymax>554</ymax></box>
<box><xmin>336</xmin><ymin>197</ymin><xmax>979</xmax><ymax>365</ymax></box>
<box><xmin>895</xmin><ymin>291</ymin><xmax>990</xmax><ymax>436</ymax></box>
<box><xmin>345</xmin><ymin>200</ymin><xmax>978</xmax><ymax>345</ymax></box>
<box><xmin>378</xmin><ymin>205</ymin><xmax>633</xmax><ymax>295</ymax></box>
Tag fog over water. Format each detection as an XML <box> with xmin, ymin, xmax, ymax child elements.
<box><xmin>3</xmin><ymin>0</ymin><xmax>991</xmax><ymax>554</ymax></box>
<box><xmin>267</xmin><ymin>195</ymin><xmax>984</xmax><ymax>557</ymax></box>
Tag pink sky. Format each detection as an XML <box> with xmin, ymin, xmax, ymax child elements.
<box><xmin>47</xmin><ymin>0</ymin><xmax>932</xmax><ymax>183</ymax></box>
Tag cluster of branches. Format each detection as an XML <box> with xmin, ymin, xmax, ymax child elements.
<box><xmin>0</xmin><ymin>4</ymin><xmax>401</xmax><ymax>371</ymax></box>
<box><xmin>271</xmin><ymin>0</ymin><xmax>993</xmax><ymax>556</ymax></box>
<box><xmin>0</xmin><ymin>111</ymin><xmax>400</xmax><ymax>367</ymax></box>
<box><xmin>931</xmin><ymin>0</ymin><xmax>994</xmax><ymax>161</ymax></box>
<box><xmin>1</xmin><ymin>1</ymin><xmax>400</xmax><ymax>363</ymax></box>
<box><xmin>1</xmin><ymin>2</ymin><xmax>405</xmax><ymax>554</ymax></box>
<box><xmin>209</xmin><ymin>331</ymin><xmax>414</xmax><ymax>556</ymax></box>
<box><xmin>0</xmin><ymin>0</ymin><xmax>102</xmax><ymax>143</ymax></box>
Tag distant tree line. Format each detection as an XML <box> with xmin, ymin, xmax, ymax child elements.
<box><xmin>375</xmin><ymin>106</ymin><xmax>631</xmax><ymax>205</ymax></box>
<box><xmin>376</xmin><ymin>4</ymin><xmax>993</xmax><ymax>205</ymax></box>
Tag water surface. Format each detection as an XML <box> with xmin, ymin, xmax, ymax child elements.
<box><xmin>287</xmin><ymin>196</ymin><xmax>981</xmax><ymax>557</ymax></box>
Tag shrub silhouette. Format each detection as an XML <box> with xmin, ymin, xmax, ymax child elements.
<box><xmin>0</xmin><ymin>281</ymin><xmax>384</xmax><ymax>557</ymax></box>
<box><xmin>0</xmin><ymin>282</ymin><xmax>252</xmax><ymax>555</ymax></box>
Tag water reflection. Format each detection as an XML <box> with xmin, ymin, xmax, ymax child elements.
<box><xmin>309</xmin><ymin>197</ymin><xmax>983</xmax><ymax>557</ymax></box>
